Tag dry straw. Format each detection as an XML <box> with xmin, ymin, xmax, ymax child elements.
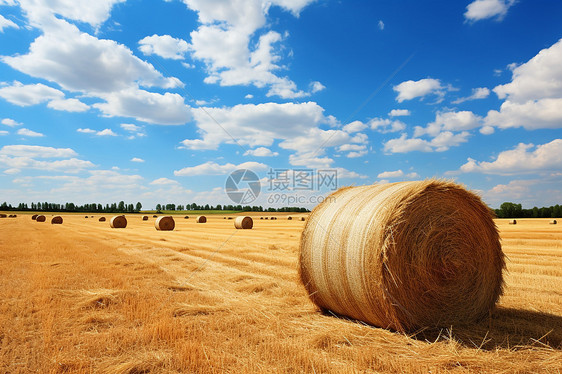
<box><xmin>99</xmin><ymin>217</ymin><xmax>106</xmax><ymax>222</ymax></box>
<box><xmin>51</xmin><ymin>216</ymin><xmax>63</xmax><ymax>224</ymax></box>
<box><xmin>509</xmin><ymin>219</ymin><xmax>517</xmax><ymax>225</ymax></box>
<box><xmin>196</xmin><ymin>216</ymin><xmax>207</xmax><ymax>223</ymax></box>
<box><xmin>234</xmin><ymin>216</ymin><xmax>253</xmax><ymax>229</ymax></box>
<box><xmin>36</xmin><ymin>215</ymin><xmax>46</xmax><ymax>222</ymax></box>
<box><xmin>550</xmin><ymin>219</ymin><xmax>557</xmax><ymax>225</ymax></box>
<box><xmin>142</xmin><ymin>215</ymin><xmax>149</xmax><ymax>221</ymax></box>
<box><xmin>110</xmin><ymin>215</ymin><xmax>127</xmax><ymax>228</ymax></box>
<box><xmin>299</xmin><ymin>179</ymin><xmax>505</xmax><ymax>332</ymax></box>
<box><xmin>155</xmin><ymin>216</ymin><xmax>175</xmax><ymax>231</ymax></box>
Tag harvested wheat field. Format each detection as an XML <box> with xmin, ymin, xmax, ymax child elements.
<box><xmin>0</xmin><ymin>214</ymin><xmax>560</xmax><ymax>373</ymax></box>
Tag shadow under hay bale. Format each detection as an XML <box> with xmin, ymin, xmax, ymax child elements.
<box><xmin>234</xmin><ymin>216</ymin><xmax>253</xmax><ymax>229</ymax></box>
<box><xmin>299</xmin><ymin>179</ymin><xmax>505</xmax><ymax>332</ymax></box>
<box><xmin>51</xmin><ymin>216</ymin><xmax>63</xmax><ymax>224</ymax></box>
<box><xmin>99</xmin><ymin>217</ymin><xmax>106</xmax><ymax>222</ymax></box>
<box><xmin>155</xmin><ymin>216</ymin><xmax>175</xmax><ymax>231</ymax></box>
<box><xmin>36</xmin><ymin>215</ymin><xmax>46</xmax><ymax>222</ymax></box>
<box><xmin>110</xmin><ymin>215</ymin><xmax>127</xmax><ymax>228</ymax></box>
<box><xmin>196</xmin><ymin>216</ymin><xmax>206</xmax><ymax>223</ymax></box>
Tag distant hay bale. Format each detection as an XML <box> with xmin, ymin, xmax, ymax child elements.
<box><xmin>32</xmin><ymin>214</ymin><xmax>38</xmax><ymax>220</ymax></box>
<box><xmin>223</xmin><ymin>217</ymin><xmax>227</xmax><ymax>219</ymax></box>
<box><xmin>153</xmin><ymin>215</ymin><xmax>158</xmax><ymax>218</ymax></box>
<box><xmin>271</xmin><ymin>217</ymin><xmax>277</xmax><ymax>220</ymax></box>
<box><xmin>227</xmin><ymin>217</ymin><xmax>233</xmax><ymax>220</ymax></box>
<box><xmin>300</xmin><ymin>217</ymin><xmax>306</xmax><ymax>221</ymax></box>
<box><xmin>36</xmin><ymin>215</ymin><xmax>46</xmax><ymax>222</ymax></box>
<box><xmin>51</xmin><ymin>216</ymin><xmax>63</xmax><ymax>224</ymax></box>
<box><xmin>85</xmin><ymin>215</ymin><xmax>89</xmax><ymax>218</ymax></box>
<box><xmin>260</xmin><ymin>217</ymin><xmax>264</xmax><ymax>220</ymax></box>
<box><xmin>196</xmin><ymin>216</ymin><xmax>207</xmax><ymax>223</ymax></box>
<box><xmin>142</xmin><ymin>215</ymin><xmax>149</xmax><ymax>221</ymax></box>
<box><xmin>550</xmin><ymin>219</ymin><xmax>557</xmax><ymax>225</ymax></box>
<box><xmin>184</xmin><ymin>216</ymin><xmax>189</xmax><ymax>219</ymax></box>
<box><xmin>110</xmin><ymin>215</ymin><xmax>127</xmax><ymax>228</ymax></box>
<box><xmin>0</xmin><ymin>213</ymin><xmax>6</xmax><ymax>218</ymax></box>
<box><xmin>299</xmin><ymin>180</ymin><xmax>505</xmax><ymax>331</ymax></box>
<box><xmin>234</xmin><ymin>216</ymin><xmax>253</xmax><ymax>229</ymax></box>
<box><xmin>288</xmin><ymin>216</ymin><xmax>293</xmax><ymax>220</ymax></box>
<box><xmin>508</xmin><ymin>219</ymin><xmax>517</xmax><ymax>225</ymax></box>
<box><xmin>265</xmin><ymin>217</ymin><xmax>269</xmax><ymax>220</ymax></box>
<box><xmin>155</xmin><ymin>216</ymin><xmax>175</xmax><ymax>231</ymax></box>
<box><xmin>99</xmin><ymin>217</ymin><xmax>106</xmax><ymax>222</ymax></box>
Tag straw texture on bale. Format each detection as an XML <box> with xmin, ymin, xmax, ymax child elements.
<box><xmin>99</xmin><ymin>217</ymin><xmax>106</xmax><ymax>222</ymax></box>
<box><xmin>155</xmin><ymin>216</ymin><xmax>175</xmax><ymax>231</ymax></box>
<box><xmin>234</xmin><ymin>216</ymin><xmax>253</xmax><ymax>229</ymax></box>
<box><xmin>299</xmin><ymin>180</ymin><xmax>505</xmax><ymax>332</ymax></box>
<box><xmin>51</xmin><ymin>216</ymin><xmax>63</xmax><ymax>224</ymax></box>
<box><xmin>142</xmin><ymin>215</ymin><xmax>149</xmax><ymax>221</ymax></box>
<box><xmin>36</xmin><ymin>215</ymin><xmax>46</xmax><ymax>222</ymax></box>
<box><xmin>550</xmin><ymin>219</ymin><xmax>557</xmax><ymax>225</ymax></box>
<box><xmin>32</xmin><ymin>214</ymin><xmax>38</xmax><ymax>220</ymax></box>
<box><xmin>196</xmin><ymin>216</ymin><xmax>207</xmax><ymax>223</ymax></box>
<box><xmin>110</xmin><ymin>215</ymin><xmax>127</xmax><ymax>228</ymax></box>
<box><xmin>509</xmin><ymin>219</ymin><xmax>517</xmax><ymax>225</ymax></box>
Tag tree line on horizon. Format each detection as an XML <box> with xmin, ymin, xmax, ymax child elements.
<box><xmin>0</xmin><ymin>201</ymin><xmax>310</xmax><ymax>213</ymax></box>
<box><xmin>494</xmin><ymin>202</ymin><xmax>562</xmax><ymax>218</ymax></box>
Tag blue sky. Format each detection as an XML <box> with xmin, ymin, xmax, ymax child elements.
<box><xmin>0</xmin><ymin>0</ymin><xmax>561</xmax><ymax>209</ymax></box>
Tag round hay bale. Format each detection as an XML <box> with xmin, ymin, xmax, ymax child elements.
<box><xmin>288</xmin><ymin>216</ymin><xmax>293</xmax><ymax>220</ymax></box>
<box><xmin>36</xmin><ymin>215</ymin><xmax>46</xmax><ymax>222</ymax></box>
<box><xmin>51</xmin><ymin>216</ymin><xmax>63</xmax><ymax>224</ymax></box>
<box><xmin>227</xmin><ymin>217</ymin><xmax>233</xmax><ymax>220</ymax></box>
<box><xmin>155</xmin><ymin>216</ymin><xmax>175</xmax><ymax>231</ymax></box>
<box><xmin>299</xmin><ymin>180</ymin><xmax>505</xmax><ymax>331</ymax></box>
<box><xmin>260</xmin><ymin>217</ymin><xmax>264</xmax><ymax>220</ymax></box>
<box><xmin>196</xmin><ymin>216</ymin><xmax>207</xmax><ymax>223</ymax></box>
<box><xmin>300</xmin><ymin>217</ymin><xmax>306</xmax><ymax>221</ymax></box>
<box><xmin>110</xmin><ymin>215</ymin><xmax>127</xmax><ymax>228</ymax></box>
<box><xmin>153</xmin><ymin>215</ymin><xmax>158</xmax><ymax>218</ymax></box>
<box><xmin>184</xmin><ymin>216</ymin><xmax>189</xmax><ymax>219</ymax></box>
<box><xmin>234</xmin><ymin>216</ymin><xmax>253</xmax><ymax>229</ymax></box>
<box><xmin>508</xmin><ymin>219</ymin><xmax>517</xmax><ymax>225</ymax></box>
<box><xmin>99</xmin><ymin>217</ymin><xmax>106</xmax><ymax>222</ymax></box>
<box><xmin>0</xmin><ymin>213</ymin><xmax>6</xmax><ymax>218</ymax></box>
<box><xmin>85</xmin><ymin>215</ymin><xmax>89</xmax><ymax>218</ymax></box>
<box><xmin>264</xmin><ymin>217</ymin><xmax>269</xmax><ymax>220</ymax></box>
<box><xmin>223</xmin><ymin>217</ymin><xmax>227</xmax><ymax>219</ymax></box>
<box><xmin>550</xmin><ymin>219</ymin><xmax>557</xmax><ymax>225</ymax></box>
<box><xmin>32</xmin><ymin>214</ymin><xmax>38</xmax><ymax>220</ymax></box>
<box><xmin>271</xmin><ymin>217</ymin><xmax>277</xmax><ymax>220</ymax></box>
<box><xmin>142</xmin><ymin>215</ymin><xmax>149</xmax><ymax>221</ymax></box>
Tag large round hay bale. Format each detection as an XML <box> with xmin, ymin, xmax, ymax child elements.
<box><xmin>51</xmin><ymin>216</ymin><xmax>63</xmax><ymax>224</ymax></box>
<box><xmin>110</xmin><ymin>215</ymin><xmax>127</xmax><ymax>228</ymax></box>
<box><xmin>234</xmin><ymin>216</ymin><xmax>253</xmax><ymax>229</ymax></box>
<box><xmin>196</xmin><ymin>216</ymin><xmax>207</xmax><ymax>223</ymax></box>
<box><xmin>142</xmin><ymin>215</ymin><xmax>149</xmax><ymax>221</ymax></box>
<box><xmin>550</xmin><ymin>219</ymin><xmax>557</xmax><ymax>225</ymax></box>
<box><xmin>36</xmin><ymin>215</ymin><xmax>46</xmax><ymax>222</ymax></box>
<box><xmin>508</xmin><ymin>219</ymin><xmax>517</xmax><ymax>225</ymax></box>
<box><xmin>99</xmin><ymin>217</ymin><xmax>106</xmax><ymax>222</ymax></box>
<box><xmin>299</xmin><ymin>180</ymin><xmax>505</xmax><ymax>331</ymax></box>
<box><xmin>32</xmin><ymin>214</ymin><xmax>38</xmax><ymax>220</ymax></box>
<box><xmin>155</xmin><ymin>216</ymin><xmax>175</xmax><ymax>231</ymax></box>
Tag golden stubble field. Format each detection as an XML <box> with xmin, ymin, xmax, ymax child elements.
<box><xmin>0</xmin><ymin>214</ymin><xmax>561</xmax><ymax>373</ymax></box>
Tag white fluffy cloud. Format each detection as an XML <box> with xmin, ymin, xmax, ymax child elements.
<box><xmin>388</xmin><ymin>109</ymin><xmax>410</xmax><ymax>117</ymax></box>
<box><xmin>139</xmin><ymin>34</ymin><xmax>189</xmax><ymax>60</ymax></box>
<box><xmin>244</xmin><ymin>147</ymin><xmax>279</xmax><ymax>157</ymax></box>
<box><xmin>460</xmin><ymin>139</ymin><xmax>562</xmax><ymax>174</ymax></box>
<box><xmin>383</xmin><ymin>131</ymin><xmax>470</xmax><ymax>153</ymax></box>
<box><xmin>370</xmin><ymin>118</ymin><xmax>406</xmax><ymax>133</ymax></box>
<box><xmin>131</xmin><ymin>157</ymin><xmax>145</xmax><ymax>163</ymax></box>
<box><xmin>96</xmin><ymin>129</ymin><xmax>117</xmax><ymax>136</ymax></box>
<box><xmin>486</xmin><ymin>39</ymin><xmax>562</xmax><ymax>130</ymax></box>
<box><xmin>182</xmin><ymin>0</ymin><xmax>319</xmax><ymax>98</ymax></box>
<box><xmin>1</xmin><ymin>118</ymin><xmax>22</xmax><ymax>127</ymax></box>
<box><xmin>47</xmin><ymin>98</ymin><xmax>89</xmax><ymax>112</ymax></box>
<box><xmin>0</xmin><ymin>14</ymin><xmax>19</xmax><ymax>31</ymax></box>
<box><xmin>464</xmin><ymin>0</ymin><xmax>515</xmax><ymax>22</ymax></box>
<box><xmin>174</xmin><ymin>161</ymin><xmax>268</xmax><ymax>176</ymax></box>
<box><xmin>182</xmin><ymin>102</ymin><xmax>336</xmax><ymax>150</ymax></box>
<box><xmin>393</xmin><ymin>78</ymin><xmax>449</xmax><ymax>103</ymax></box>
<box><xmin>452</xmin><ymin>87</ymin><xmax>490</xmax><ymax>104</ymax></box>
<box><xmin>0</xmin><ymin>144</ymin><xmax>93</xmax><ymax>173</ymax></box>
<box><xmin>414</xmin><ymin>111</ymin><xmax>482</xmax><ymax>137</ymax></box>
<box><xmin>0</xmin><ymin>81</ymin><xmax>63</xmax><ymax>106</ymax></box>
<box><xmin>376</xmin><ymin>169</ymin><xmax>419</xmax><ymax>179</ymax></box>
<box><xmin>17</xmin><ymin>128</ymin><xmax>44</xmax><ymax>137</ymax></box>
